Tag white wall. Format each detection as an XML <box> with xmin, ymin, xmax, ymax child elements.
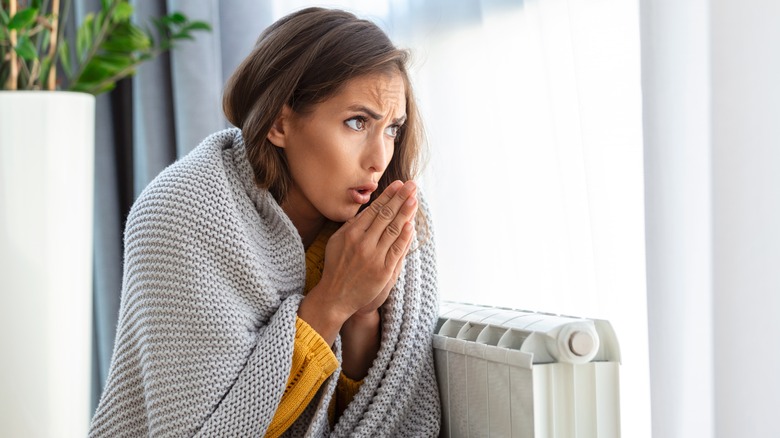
<box><xmin>711</xmin><ymin>1</ymin><xmax>780</xmax><ymax>436</ymax></box>
<box><xmin>639</xmin><ymin>0</ymin><xmax>714</xmax><ymax>435</ymax></box>
<box><xmin>641</xmin><ymin>0</ymin><xmax>780</xmax><ymax>436</ymax></box>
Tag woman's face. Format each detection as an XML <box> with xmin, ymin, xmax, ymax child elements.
<box><xmin>270</xmin><ymin>71</ymin><xmax>407</xmax><ymax>227</ymax></box>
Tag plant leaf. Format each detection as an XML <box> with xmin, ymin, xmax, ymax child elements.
<box><xmin>41</xmin><ymin>28</ymin><xmax>51</xmax><ymax>52</ymax></box>
<box><xmin>62</xmin><ymin>3</ymin><xmax>211</xmax><ymax>96</ymax></box>
<box><xmin>76</xmin><ymin>13</ymin><xmax>95</xmax><ymax>61</ymax></box>
<box><xmin>95</xmin><ymin>82</ymin><xmax>117</xmax><ymax>94</ymax></box>
<box><xmin>0</xmin><ymin>8</ymin><xmax>10</xmax><ymax>26</ymax></box>
<box><xmin>72</xmin><ymin>79</ymin><xmax>116</xmax><ymax>95</ymax></box>
<box><xmin>101</xmin><ymin>22</ymin><xmax>151</xmax><ymax>53</ymax></box>
<box><xmin>183</xmin><ymin>21</ymin><xmax>212</xmax><ymax>32</ymax></box>
<box><xmin>77</xmin><ymin>52</ymin><xmax>137</xmax><ymax>90</ymax></box>
<box><xmin>94</xmin><ymin>10</ymin><xmax>106</xmax><ymax>44</ymax></box>
<box><xmin>92</xmin><ymin>53</ymin><xmax>133</xmax><ymax>75</ymax></box>
<box><xmin>40</xmin><ymin>57</ymin><xmax>52</xmax><ymax>87</ymax></box>
<box><xmin>96</xmin><ymin>10</ymin><xmax>106</xmax><ymax>33</ymax></box>
<box><xmin>59</xmin><ymin>39</ymin><xmax>72</xmax><ymax>77</ymax></box>
<box><xmin>79</xmin><ymin>61</ymin><xmax>113</xmax><ymax>82</ymax></box>
<box><xmin>171</xmin><ymin>32</ymin><xmax>195</xmax><ymax>41</ymax></box>
<box><xmin>126</xmin><ymin>23</ymin><xmax>152</xmax><ymax>50</ymax></box>
<box><xmin>114</xmin><ymin>2</ymin><xmax>134</xmax><ymax>22</ymax></box>
<box><xmin>8</xmin><ymin>7</ymin><xmax>39</xmax><ymax>30</ymax></box>
<box><xmin>168</xmin><ymin>12</ymin><xmax>187</xmax><ymax>24</ymax></box>
<box><xmin>14</xmin><ymin>35</ymin><xmax>38</xmax><ymax>61</ymax></box>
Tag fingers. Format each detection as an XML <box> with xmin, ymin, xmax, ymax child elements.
<box><xmin>376</xmin><ymin>194</ymin><xmax>417</xmax><ymax>255</ymax></box>
<box><xmin>392</xmin><ymin>229</ymin><xmax>412</xmax><ymax>279</ymax></box>
<box><xmin>349</xmin><ymin>180</ymin><xmax>403</xmax><ymax>229</ymax></box>
<box><xmin>339</xmin><ymin>179</ymin><xmax>416</xmax><ymax>290</ymax></box>
<box><xmin>380</xmin><ymin>223</ymin><xmax>413</xmax><ymax>299</ymax></box>
<box><xmin>384</xmin><ymin>220</ymin><xmax>414</xmax><ymax>270</ymax></box>
<box><xmin>363</xmin><ymin>181</ymin><xmax>417</xmax><ymax>243</ymax></box>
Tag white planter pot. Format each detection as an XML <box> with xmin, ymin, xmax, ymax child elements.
<box><xmin>0</xmin><ymin>91</ymin><xmax>95</xmax><ymax>437</ymax></box>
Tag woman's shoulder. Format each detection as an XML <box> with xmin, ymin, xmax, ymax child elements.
<box><xmin>146</xmin><ymin>128</ymin><xmax>242</xmax><ymax>191</ymax></box>
<box><xmin>121</xmin><ymin>129</ymin><xmax>257</xmax><ymax>247</ymax></box>
<box><xmin>130</xmin><ymin>129</ymin><xmax>243</xmax><ymax>213</ymax></box>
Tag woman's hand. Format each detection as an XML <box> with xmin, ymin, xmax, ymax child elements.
<box><xmin>297</xmin><ymin>180</ymin><xmax>417</xmax><ymax>345</ymax></box>
<box><xmin>337</xmin><ymin>245</ymin><xmax>412</xmax><ymax>380</ymax></box>
<box><xmin>351</xmin><ymin>225</ymin><xmax>413</xmax><ymax>317</ymax></box>
<box><xmin>321</xmin><ymin>179</ymin><xmax>417</xmax><ymax>314</ymax></box>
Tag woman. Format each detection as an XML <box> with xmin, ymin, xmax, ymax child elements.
<box><xmin>89</xmin><ymin>7</ymin><xmax>441</xmax><ymax>437</ymax></box>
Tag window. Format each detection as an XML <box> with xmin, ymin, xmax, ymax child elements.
<box><xmin>274</xmin><ymin>1</ymin><xmax>649</xmax><ymax>435</ymax></box>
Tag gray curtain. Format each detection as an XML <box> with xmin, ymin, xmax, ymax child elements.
<box><xmin>90</xmin><ymin>0</ymin><xmax>275</xmax><ymax>411</ymax></box>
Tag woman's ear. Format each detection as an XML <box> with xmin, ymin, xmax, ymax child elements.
<box><xmin>267</xmin><ymin>105</ymin><xmax>293</xmax><ymax>148</ymax></box>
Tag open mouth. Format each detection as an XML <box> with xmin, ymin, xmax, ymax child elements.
<box><xmin>349</xmin><ymin>187</ymin><xmax>375</xmax><ymax>205</ymax></box>
<box><xmin>349</xmin><ymin>182</ymin><xmax>378</xmax><ymax>205</ymax></box>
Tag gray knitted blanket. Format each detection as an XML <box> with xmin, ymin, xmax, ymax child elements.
<box><xmin>89</xmin><ymin>128</ymin><xmax>441</xmax><ymax>437</ymax></box>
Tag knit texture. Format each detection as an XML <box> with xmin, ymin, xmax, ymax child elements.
<box><xmin>89</xmin><ymin>128</ymin><xmax>441</xmax><ymax>437</ymax></box>
<box><xmin>267</xmin><ymin>318</ymin><xmax>338</xmax><ymax>437</ymax></box>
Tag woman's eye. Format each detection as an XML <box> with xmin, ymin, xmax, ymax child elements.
<box><xmin>345</xmin><ymin>117</ymin><xmax>366</xmax><ymax>131</ymax></box>
<box><xmin>385</xmin><ymin>125</ymin><xmax>401</xmax><ymax>138</ymax></box>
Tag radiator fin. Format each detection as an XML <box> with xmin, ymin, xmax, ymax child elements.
<box><xmin>434</xmin><ymin>301</ymin><xmax>621</xmax><ymax>438</ymax></box>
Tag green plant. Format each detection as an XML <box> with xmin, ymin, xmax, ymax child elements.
<box><xmin>0</xmin><ymin>0</ymin><xmax>210</xmax><ymax>95</ymax></box>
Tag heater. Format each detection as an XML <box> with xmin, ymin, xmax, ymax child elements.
<box><xmin>434</xmin><ymin>301</ymin><xmax>621</xmax><ymax>437</ymax></box>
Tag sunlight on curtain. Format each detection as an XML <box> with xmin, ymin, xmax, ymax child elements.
<box><xmin>274</xmin><ymin>1</ymin><xmax>649</xmax><ymax>436</ymax></box>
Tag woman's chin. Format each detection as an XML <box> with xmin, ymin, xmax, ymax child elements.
<box><xmin>326</xmin><ymin>206</ymin><xmax>361</xmax><ymax>223</ymax></box>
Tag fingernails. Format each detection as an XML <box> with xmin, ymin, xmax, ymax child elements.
<box><xmin>386</xmin><ymin>180</ymin><xmax>403</xmax><ymax>194</ymax></box>
<box><xmin>401</xmin><ymin>181</ymin><xmax>417</xmax><ymax>196</ymax></box>
<box><xmin>382</xmin><ymin>181</ymin><xmax>402</xmax><ymax>197</ymax></box>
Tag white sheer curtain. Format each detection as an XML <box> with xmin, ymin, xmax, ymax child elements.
<box><xmin>642</xmin><ymin>0</ymin><xmax>780</xmax><ymax>436</ymax></box>
<box><xmin>276</xmin><ymin>0</ymin><xmax>650</xmax><ymax>435</ymax></box>
<box><xmin>413</xmin><ymin>4</ymin><xmax>649</xmax><ymax>438</ymax></box>
<box><xmin>405</xmin><ymin>5</ymin><xmax>649</xmax><ymax>434</ymax></box>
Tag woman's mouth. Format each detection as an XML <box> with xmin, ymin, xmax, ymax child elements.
<box><xmin>349</xmin><ymin>184</ymin><xmax>377</xmax><ymax>204</ymax></box>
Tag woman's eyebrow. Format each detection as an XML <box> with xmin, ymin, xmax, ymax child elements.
<box><xmin>348</xmin><ymin>105</ymin><xmax>407</xmax><ymax>124</ymax></box>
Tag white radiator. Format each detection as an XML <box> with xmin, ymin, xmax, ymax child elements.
<box><xmin>434</xmin><ymin>302</ymin><xmax>621</xmax><ymax>438</ymax></box>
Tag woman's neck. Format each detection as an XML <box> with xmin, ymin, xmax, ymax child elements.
<box><xmin>280</xmin><ymin>193</ymin><xmax>325</xmax><ymax>249</ymax></box>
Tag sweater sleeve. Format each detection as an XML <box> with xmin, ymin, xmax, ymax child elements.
<box><xmin>335</xmin><ymin>372</ymin><xmax>364</xmax><ymax>420</ymax></box>
<box><xmin>266</xmin><ymin>317</ymin><xmax>339</xmax><ymax>438</ymax></box>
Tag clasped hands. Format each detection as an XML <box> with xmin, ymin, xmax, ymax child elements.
<box><xmin>297</xmin><ymin>180</ymin><xmax>418</xmax><ymax>346</ymax></box>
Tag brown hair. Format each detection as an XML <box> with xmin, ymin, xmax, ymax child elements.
<box><xmin>222</xmin><ymin>7</ymin><xmax>426</xmax><ymax>216</ymax></box>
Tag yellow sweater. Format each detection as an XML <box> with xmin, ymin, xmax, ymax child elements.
<box><xmin>265</xmin><ymin>222</ymin><xmax>363</xmax><ymax>438</ymax></box>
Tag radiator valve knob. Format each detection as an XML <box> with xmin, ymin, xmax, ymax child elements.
<box><xmin>569</xmin><ymin>331</ymin><xmax>595</xmax><ymax>357</ymax></box>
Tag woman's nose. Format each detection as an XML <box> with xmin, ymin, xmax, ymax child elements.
<box><xmin>365</xmin><ymin>132</ymin><xmax>393</xmax><ymax>173</ymax></box>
